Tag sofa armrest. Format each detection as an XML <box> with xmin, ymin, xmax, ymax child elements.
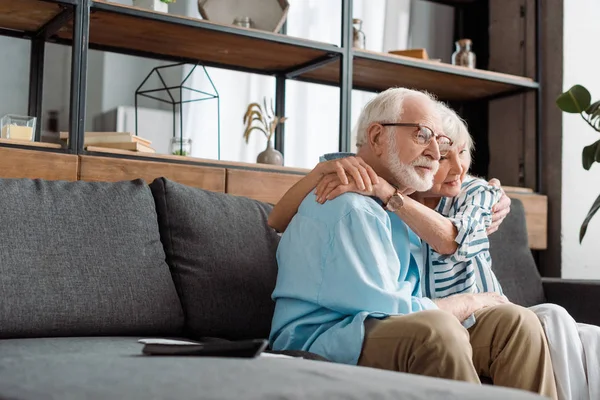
<box><xmin>542</xmin><ymin>278</ymin><xmax>600</xmax><ymax>326</ymax></box>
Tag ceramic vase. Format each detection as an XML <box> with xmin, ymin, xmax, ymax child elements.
<box><xmin>256</xmin><ymin>140</ymin><xmax>283</xmax><ymax>166</ymax></box>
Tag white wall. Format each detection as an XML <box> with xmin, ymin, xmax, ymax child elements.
<box><xmin>43</xmin><ymin>43</ymin><xmax>72</xmax><ymax>131</ymax></box>
<box><xmin>561</xmin><ymin>0</ymin><xmax>600</xmax><ymax>279</ymax></box>
<box><xmin>0</xmin><ymin>37</ymin><xmax>30</xmax><ymax>118</ymax></box>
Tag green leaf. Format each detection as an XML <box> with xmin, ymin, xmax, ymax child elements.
<box><xmin>582</xmin><ymin>139</ymin><xmax>600</xmax><ymax>170</ymax></box>
<box><xmin>586</xmin><ymin>100</ymin><xmax>600</xmax><ymax>132</ymax></box>
<box><xmin>586</xmin><ymin>100</ymin><xmax>600</xmax><ymax>115</ymax></box>
<box><xmin>580</xmin><ymin>193</ymin><xmax>600</xmax><ymax>243</ymax></box>
<box><xmin>556</xmin><ymin>85</ymin><xmax>592</xmax><ymax>113</ymax></box>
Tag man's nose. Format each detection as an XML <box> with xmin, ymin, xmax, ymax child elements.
<box><xmin>425</xmin><ymin>139</ymin><xmax>440</xmax><ymax>161</ymax></box>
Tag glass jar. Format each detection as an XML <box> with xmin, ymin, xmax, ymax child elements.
<box><xmin>0</xmin><ymin>114</ymin><xmax>36</xmax><ymax>141</ymax></box>
<box><xmin>232</xmin><ymin>16</ymin><xmax>252</xmax><ymax>29</ymax></box>
<box><xmin>353</xmin><ymin>18</ymin><xmax>366</xmax><ymax>49</ymax></box>
<box><xmin>451</xmin><ymin>39</ymin><xmax>476</xmax><ymax>69</ymax></box>
<box><xmin>170</xmin><ymin>136</ymin><xmax>192</xmax><ymax>156</ymax></box>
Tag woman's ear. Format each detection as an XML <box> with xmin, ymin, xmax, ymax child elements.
<box><xmin>367</xmin><ymin>123</ymin><xmax>385</xmax><ymax>156</ymax></box>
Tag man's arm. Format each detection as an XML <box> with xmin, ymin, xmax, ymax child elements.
<box><xmin>317</xmin><ymin>207</ymin><xmax>436</xmax><ymax>316</ymax></box>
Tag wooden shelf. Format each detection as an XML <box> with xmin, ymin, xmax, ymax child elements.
<box><xmin>299</xmin><ymin>50</ymin><xmax>539</xmax><ymax>101</ymax></box>
<box><xmin>52</xmin><ymin>1</ymin><xmax>342</xmax><ymax>76</ymax></box>
<box><xmin>0</xmin><ymin>138</ymin><xmax>63</xmax><ymax>149</ymax></box>
<box><xmin>85</xmin><ymin>146</ymin><xmax>310</xmax><ymax>174</ymax></box>
<box><xmin>0</xmin><ymin>0</ymin><xmax>71</xmax><ymax>34</ymax></box>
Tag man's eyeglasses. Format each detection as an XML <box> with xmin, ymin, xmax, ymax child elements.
<box><xmin>380</xmin><ymin>123</ymin><xmax>453</xmax><ymax>156</ymax></box>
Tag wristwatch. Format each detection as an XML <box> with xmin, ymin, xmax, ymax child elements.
<box><xmin>384</xmin><ymin>189</ymin><xmax>404</xmax><ymax>212</ymax></box>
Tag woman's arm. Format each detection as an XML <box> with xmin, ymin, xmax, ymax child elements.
<box><xmin>267</xmin><ymin>157</ymin><xmax>378</xmax><ymax>232</ymax></box>
<box><xmin>316</xmin><ymin>175</ymin><xmax>459</xmax><ymax>255</ymax></box>
<box><xmin>393</xmin><ymin>195</ymin><xmax>459</xmax><ymax>255</ymax></box>
<box><xmin>443</xmin><ymin>178</ymin><xmax>502</xmax><ymax>263</ymax></box>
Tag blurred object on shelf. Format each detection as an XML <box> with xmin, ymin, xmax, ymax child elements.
<box><xmin>232</xmin><ymin>16</ymin><xmax>252</xmax><ymax>28</ymax></box>
<box><xmin>170</xmin><ymin>136</ymin><xmax>192</xmax><ymax>156</ymax></box>
<box><xmin>0</xmin><ymin>115</ymin><xmax>36</xmax><ymax>142</ymax></box>
<box><xmin>198</xmin><ymin>0</ymin><xmax>289</xmax><ymax>33</ymax></box>
<box><xmin>94</xmin><ymin>106</ymin><xmax>173</xmax><ymax>155</ymax></box>
<box><xmin>41</xmin><ymin>110</ymin><xmax>61</xmax><ymax>145</ymax></box>
<box><xmin>452</xmin><ymin>39</ymin><xmax>476</xmax><ymax>68</ymax></box>
<box><xmin>353</xmin><ymin>18</ymin><xmax>365</xmax><ymax>49</ymax></box>
<box><xmin>59</xmin><ymin>131</ymin><xmax>155</xmax><ymax>153</ymax></box>
<box><xmin>132</xmin><ymin>0</ymin><xmax>174</xmax><ymax>13</ymax></box>
<box><xmin>388</xmin><ymin>48</ymin><xmax>429</xmax><ymax>60</ymax></box>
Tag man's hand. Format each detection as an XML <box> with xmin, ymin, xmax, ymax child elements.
<box><xmin>314</xmin><ymin>157</ymin><xmax>378</xmax><ymax>195</ymax></box>
<box><xmin>487</xmin><ymin>178</ymin><xmax>511</xmax><ymax>235</ymax></box>
<box><xmin>433</xmin><ymin>292</ymin><xmax>510</xmax><ymax>322</ymax></box>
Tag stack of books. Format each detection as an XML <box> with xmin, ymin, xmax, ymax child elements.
<box><xmin>59</xmin><ymin>132</ymin><xmax>155</xmax><ymax>153</ymax></box>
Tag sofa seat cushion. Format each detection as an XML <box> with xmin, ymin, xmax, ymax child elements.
<box><xmin>0</xmin><ymin>178</ymin><xmax>184</xmax><ymax>339</ymax></box>
<box><xmin>150</xmin><ymin>178</ymin><xmax>279</xmax><ymax>340</ymax></box>
<box><xmin>0</xmin><ymin>337</ymin><xmax>544</xmax><ymax>400</ymax></box>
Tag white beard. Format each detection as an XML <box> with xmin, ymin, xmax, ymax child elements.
<box><xmin>386</xmin><ymin>142</ymin><xmax>439</xmax><ymax>192</ymax></box>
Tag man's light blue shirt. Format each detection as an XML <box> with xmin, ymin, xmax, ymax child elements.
<box><xmin>269</xmin><ymin>188</ymin><xmax>437</xmax><ymax>365</ymax></box>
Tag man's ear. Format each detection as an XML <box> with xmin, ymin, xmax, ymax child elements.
<box><xmin>367</xmin><ymin>123</ymin><xmax>385</xmax><ymax>156</ymax></box>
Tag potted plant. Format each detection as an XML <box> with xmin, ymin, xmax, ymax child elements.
<box><xmin>133</xmin><ymin>0</ymin><xmax>174</xmax><ymax>13</ymax></box>
<box><xmin>556</xmin><ymin>84</ymin><xmax>600</xmax><ymax>242</ymax></box>
<box><xmin>243</xmin><ymin>98</ymin><xmax>287</xmax><ymax>166</ymax></box>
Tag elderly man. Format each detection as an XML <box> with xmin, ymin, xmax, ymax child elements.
<box><xmin>270</xmin><ymin>88</ymin><xmax>557</xmax><ymax>399</ymax></box>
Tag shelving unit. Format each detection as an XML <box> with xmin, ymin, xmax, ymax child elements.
<box><xmin>299</xmin><ymin>49</ymin><xmax>538</xmax><ymax>101</ymax></box>
<box><xmin>0</xmin><ymin>0</ymin><xmax>86</xmax><ymax>153</ymax></box>
<box><xmin>0</xmin><ymin>0</ymin><xmax>541</xmax><ymax>185</ymax></box>
<box><xmin>59</xmin><ymin>1</ymin><xmax>344</xmax><ymax>75</ymax></box>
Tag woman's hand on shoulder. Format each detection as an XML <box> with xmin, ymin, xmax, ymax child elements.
<box><xmin>487</xmin><ymin>178</ymin><xmax>511</xmax><ymax>235</ymax></box>
<box><xmin>314</xmin><ymin>171</ymin><xmax>395</xmax><ymax>205</ymax></box>
<box><xmin>314</xmin><ymin>156</ymin><xmax>378</xmax><ymax>191</ymax></box>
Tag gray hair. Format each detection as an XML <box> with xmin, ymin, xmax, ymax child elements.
<box><xmin>436</xmin><ymin>102</ymin><xmax>474</xmax><ymax>163</ymax></box>
<box><xmin>355</xmin><ymin>88</ymin><xmax>437</xmax><ymax>148</ymax></box>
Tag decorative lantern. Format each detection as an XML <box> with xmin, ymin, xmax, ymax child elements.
<box><xmin>135</xmin><ymin>63</ymin><xmax>220</xmax><ymax>158</ymax></box>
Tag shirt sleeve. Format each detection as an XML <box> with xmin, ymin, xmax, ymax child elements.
<box><xmin>317</xmin><ymin>208</ymin><xmax>437</xmax><ymax>316</ymax></box>
<box><xmin>444</xmin><ymin>180</ymin><xmax>502</xmax><ymax>264</ymax></box>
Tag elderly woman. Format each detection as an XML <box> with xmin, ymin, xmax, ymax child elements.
<box><xmin>268</xmin><ymin>102</ymin><xmax>599</xmax><ymax>400</ymax></box>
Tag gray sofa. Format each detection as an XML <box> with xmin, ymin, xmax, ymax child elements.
<box><xmin>0</xmin><ymin>177</ymin><xmax>596</xmax><ymax>400</ymax></box>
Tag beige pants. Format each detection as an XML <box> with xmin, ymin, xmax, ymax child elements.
<box><xmin>358</xmin><ymin>304</ymin><xmax>558</xmax><ymax>400</ymax></box>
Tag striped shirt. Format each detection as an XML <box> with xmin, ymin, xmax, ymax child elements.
<box><xmin>422</xmin><ymin>176</ymin><xmax>504</xmax><ymax>299</ymax></box>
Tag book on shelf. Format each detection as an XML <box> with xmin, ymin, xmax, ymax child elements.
<box><xmin>59</xmin><ymin>131</ymin><xmax>152</xmax><ymax>147</ymax></box>
<box><xmin>86</xmin><ymin>141</ymin><xmax>156</xmax><ymax>153</ymax></box>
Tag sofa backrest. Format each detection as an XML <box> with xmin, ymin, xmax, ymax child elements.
<box><xmin>489</xmin><ymin>199</ymin><xmax>546</xmax><ymax>307</ymax></box>
<box><xmin>0</xmin><ymin>178</ymin><xmax>184</xmax><ymax>339</ymax></box>
<box><xmin>150</xmin><ymin>178</ymin><xmax>280</xmax><ymax>341</ymax></box>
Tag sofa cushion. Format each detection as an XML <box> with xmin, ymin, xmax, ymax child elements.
<box><xmin>489</xmin><ymin>199</ymin><xmax>546</xmax><ymax>307</ymax></box>
<box><xmin>0</xmin><ymin>178</ymin><xmax>184</xmax><ymax>339</ymax></box>
<box><xmin>0</xmin><ymin>337</ymin><xmax>544</xmax><ymax>400</ymax></box>
<box><xmin>150</xmin><ymin>178</ymin><xmax>279</xmax><ymax>340</ymax></box>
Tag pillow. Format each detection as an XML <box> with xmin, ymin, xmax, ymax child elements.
<box><xmin>150</xmin><ymin>178</ymin><xmax>280</xmax><ymax>340</ymax></box>
<box><xmin>0</xmin><ymin>178</ymin><xmax>184</xmax><ymax>339</ymax></box>
<box><xmin>489</xmin><ymin>199</ymin><xmax>545</xmax><ymax>307</ymax></box>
